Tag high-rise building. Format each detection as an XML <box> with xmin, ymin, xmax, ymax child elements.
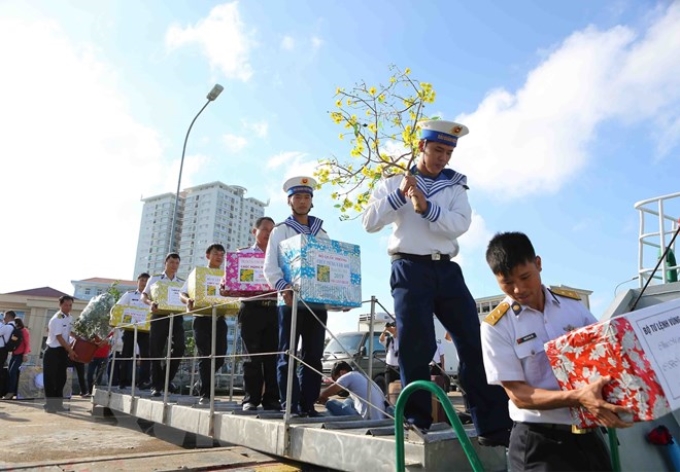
<box><xmin>133</xmin><ymin>181</ymin><xmax>267</xmax><ymax>279</ymax></box>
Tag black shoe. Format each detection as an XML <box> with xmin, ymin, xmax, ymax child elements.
<box><xmin>44</xmin><ymin>407</ymin><xmax>57</xmax><ymax>414</ymax></box>
<box><xmin>478</xmin><ymin>429</ymin><xmax>510</xmax><ymax>448</ymax></box>
<box><xmin>457</xmin><ymin>412</ymin><xmax>473</xmax><ymax>425</ymax></box>
<box><xmin>262</xmin><ymin>402</ymin><xmax>282</xmax><ymax>411</ymax></box>
<box><xmin>151</xmin><ymin>389</ymin><xmax>162</xmax><ymax>397</ymax></box>
<box><xmin>198</xmin><ymin>396</ymin><xmax>211</xmax><ymax>405</ymax></box>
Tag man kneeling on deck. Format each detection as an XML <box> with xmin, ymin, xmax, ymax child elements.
<box><xmin>317</xmin><ymin>361</ymin><xmax>388</xmax><ymax>420</ymax></box>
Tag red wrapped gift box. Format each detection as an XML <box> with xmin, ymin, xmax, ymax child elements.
<box><xmin>545</xmin><ymin>316</ymin><xmax>671</xmax><ymax>428</ymax></box>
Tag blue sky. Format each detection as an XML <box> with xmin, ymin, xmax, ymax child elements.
<box><xmin>1</xmin><ymin>0</ymin><xmax>679</xmax><ymax>334</ymax></box>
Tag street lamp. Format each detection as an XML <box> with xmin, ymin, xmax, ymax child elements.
<box><xmin>168</xmin><ymin>84</ymin><xmax>224</xmax><ymax>254</ymax></box>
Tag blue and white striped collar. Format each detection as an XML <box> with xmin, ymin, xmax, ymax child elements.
<box><xmin>411</xmin><ymin>166</ymin><xmax>468</xmax><ymax>197</ymax></box>
<box><xmin>284</xmin><ymin>215</ymin><xmax>323</xmax><ymax>236</ymax></box>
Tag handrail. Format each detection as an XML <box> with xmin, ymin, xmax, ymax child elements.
<box><xmin>394</xmin><ymin>380</ymin><xmax>485</xmax><ymax>472</ymax></box>
<box><xmin>608</xmin><ymin>428</ymin><xmax>621</xmax><ymax>472</ymax></box>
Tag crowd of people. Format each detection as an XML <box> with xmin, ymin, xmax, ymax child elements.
<box><xmin>0</xmin><ymin>119</ymin><xmax>633</xmax><ymax>470</ymax></box>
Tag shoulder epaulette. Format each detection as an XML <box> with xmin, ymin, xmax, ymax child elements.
<box><xmin>274</xmin><ymin>222</ymin><xmax>285</xmax><ymax>227</ymax></box>
<box><xmin>483</xmin><ymin>302</ymin><xmax>510</xmax><ymax>326</ymax></box>
<box><xmin>550</xmin><ymin>287</ymin><xmax>581</xmax><ymax>300</ymax></box>
<box><xmin>237</xmin><ymin>246</ymin><xmax>249</xmax><ymax>251</ymax></box>
<box><xmin>126</xmin><ymin>289</ymin><xmax>135</xmax><ymax>293</ymax></box>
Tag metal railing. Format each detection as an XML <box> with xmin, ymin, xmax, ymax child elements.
<box><xmin>394</xmin><ymin>380</ymin><xmax>483</xmax><ymax>472</ymax></box>
<box><xmin>635</xmin><ymin>192</ymin><xmax>680</xmax><ymax>287</ymax></box>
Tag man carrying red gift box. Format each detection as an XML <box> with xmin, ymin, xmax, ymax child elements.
<box><xmin>481</xmin><ymin>231</ymin><xmax>633</xmax><ymax>471</ymax></box>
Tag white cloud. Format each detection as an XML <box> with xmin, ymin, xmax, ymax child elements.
<box><xmin>454</xmin><ymin>211</ymin><xmax>493</xmax><ymax>268</ymax></box>
<box><xmin>266</xmin><ymin>151</ymin><xmax>308</xmax><ymax>170</ymax></box>
<box><xmin>243</xmin><ymin>119</ymin><xmax>269</xmax><ymax>138</ymax></box>
<box><xmin>0</xmin><ymin>17</ymin><xmax>171</xmax><ymax>293</ymax></box>
<box><xmin>453</xmin><ymin>4</ymin><xmax>680</xmax><ymax>199</ymax></box>
<box><xmin>223</xmin><ymin>133</ymin><xmax>248</xmax><ymax>152</ymax></box>
<box><xmin>281</xmin><ymin>35</ymin><xmax>295</xmax><ymax>51</ymax></box>
<box><xmin>311</xmin><ymin>36</ymin><xmax>323</xmax><ymax>52</ymax></box>
<box><xmin>165</xmin><ymin>2</ymin><xmax>254</xmax><ymax>81</ymax></box>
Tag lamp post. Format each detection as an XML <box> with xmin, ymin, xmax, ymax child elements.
<box><xmin>168</xmin><ymin>84</ymin><xmax>224</xmax><ymax>254</ymax></box>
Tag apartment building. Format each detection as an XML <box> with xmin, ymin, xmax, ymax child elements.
<box><xmin>133</xmin><ymin>182</ymin><xmax>267</xmax><ymax>279</ymax></box>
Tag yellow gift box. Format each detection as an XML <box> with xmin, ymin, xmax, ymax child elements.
<box><xmin>187</xmin><ymin>267</ymin><xmax>240</xmax><ymax>316</ymax></box>
<box><xmin>110</xmin><ymin>305</ymin><xmax>151</xmax><ymax>332</ymax></box>
<box><xmin>149</xmin><ymin>281</ymin><xmax>185</xmax><ymax>314</ymax></box>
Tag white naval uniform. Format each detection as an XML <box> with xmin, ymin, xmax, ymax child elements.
<box><xmin>116</xmin><ymin>289</ymin><xmax>146</xmax><ymax>308</ymax></box>
<box><xmin>481</xmin><ymin>286</ymin><xmax>598</xmax><ymax>424</ymax></box>
<box><xmin>142</xmin><ymin>272</ymin><xmax>184</xmax><ymax>300</ymax></box>
<box><xmin>46</xmin><ymin>311</ymin><xmax>73</xmax><ymax>348</ymax></box>
<box><xmin>362</xmin><ymin>168</ymin><xmax>471</xmax><ymax>256</ymax></box>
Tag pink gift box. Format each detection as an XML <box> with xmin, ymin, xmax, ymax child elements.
<box><xmin>223</xmin><ymin>252</ymin><xmax>272</xmax><ymax>298</ymax></box>
<box><xmin>545</xmin><ymin>316</ymin><xmax>671</xmax><ymax>428</ymax></box>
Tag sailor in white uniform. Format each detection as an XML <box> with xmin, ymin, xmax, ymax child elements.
<box><xmin>362</xmin><ymin>119</ymin><xmax>512</xmax><ymax>444</ymax></box>
<box><xmin>263</xmin><ymin>176</ymin><xmax>329</xmax><ymax>416</ymax></box>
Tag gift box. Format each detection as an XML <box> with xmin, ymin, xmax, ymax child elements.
<box><xmin>149</xmin><ymin>280</ymin><xmax>185</xmax><ymax>314</ymax></box>
<box><xmin>110</xmin><ymin>304</ymin><xmax>151</xmax><ymax>332</ymax></box>
<box><xmin>545</xmin><ymin>298</ymin><xmax>680</xmax><ymax>428</ymax></box>
<box><xmin>187</xmin><ymin>266</ymin><xmax>240</xmax><ymax>316</ymax></box>
<box><xmin>223</xmin><ymin>252</ymin><xmax>272</xmax><ymax>298</ymax></box>
<box><xmin>278</xmin><ymin>234</ymin><xmax>361</xmax><ymax>310</ymax></box>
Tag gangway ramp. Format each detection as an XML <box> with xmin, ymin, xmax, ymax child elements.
<box><xmin>92</xmin><ymin>389</ymin><xmax>506</xmax><ymax>471</ymax></box>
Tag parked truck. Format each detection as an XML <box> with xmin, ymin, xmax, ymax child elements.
<box><xmin>321</xmin><ymin>312</ymin><xmax>460</xmax><ymax>393</ymax></box>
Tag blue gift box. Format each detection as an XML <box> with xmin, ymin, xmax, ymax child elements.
<box><xmin>278</xmin><ymin>234</ymin><xmax>362</xmax><ymax>310</ymax></box>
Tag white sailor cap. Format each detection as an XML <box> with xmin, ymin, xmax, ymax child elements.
<box><xmin>283</xmin><ymin>176</ymin><xmax>317</xmax><ymax>196</ymax></box>
<box><xmin>419</xmin><ymin>120</ymin><xmax>469</xmax><ymax>147</ymax></box>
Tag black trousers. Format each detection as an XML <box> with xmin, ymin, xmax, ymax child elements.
<box><xmin>149</xmin><ymin>314</ymin><xmax>185</xmax><ymax>391</ymax></box>
<box><xmin>509</xmin><ymin>422</ymin><xmax>613</xmax><ymax>472</ymax></box>
<box><xmin>239</xmin><ymin>301</ymin><xmax>279</xmax><ymax>408</ymax></box>
<box><xmin>43</xmin><ymin>346</ymin><xmax>69</xmax><ymax>408</ymax></box>
<box><xmin>0</xmin><ymin>348</ymin><xmax>8</xmax><ymax>394</ymax></box>
<box><xmin>277</xmin><ymin>305</ymin><xmax>327</xmax><ymax>413</ymax></box>
<box><xmin>193</xmin><ymin>315</ymin><xmax>227</xmax><ymax>398</ymax></box>
<box><xmin>118</xmin><ymin>330</ymin><xmax>150</xmax><ymax>388</ymax></box>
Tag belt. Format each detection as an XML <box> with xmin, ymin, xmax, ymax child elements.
<box><xmin>391</xmin><ymin>252</ymin><xmax>451</xmax><ymax>263</ymax></box>
<box><xmin>242</xmin><ymin>299</ymin><xmax>277</xmax><ymax>307</ymax></box>
<box><xmin>518</xmin><ymin>422</ymin><xmax>596</xmax><ymax>435</ymax></box>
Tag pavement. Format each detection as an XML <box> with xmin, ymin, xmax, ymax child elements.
<box><xmin>0</xmin><ymin>397</ymin><xmax>312</xmax><ymax>472</ymax></box>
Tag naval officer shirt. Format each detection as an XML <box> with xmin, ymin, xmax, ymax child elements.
<box><xmin>481</xmin><ymin>286</ymin><xmax>598</xmax><ymax>424</ymax></box>
<box><xmin>46</xmin><ymin>310</ymin><xmax>73</xmax><ymax>348</ymax></box>
<box><xmin>142</xmin><ymin>272</ymin><xmax>184</xmax><ymax>301</ymax></box>
<box><xmin>362</xmin><ymin>169</ymin><xmax>471</xmax><ymax>257</ymax></box>
<box><xmin>116</xmin><ymin>289</ymin><xmax>146</xmax><ymax>308</ymax></box>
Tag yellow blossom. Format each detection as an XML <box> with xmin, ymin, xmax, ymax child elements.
<box><xmin>369</xmin><ymin>86</ymin><xmax>377</xmax><ymax>95</ymax></box>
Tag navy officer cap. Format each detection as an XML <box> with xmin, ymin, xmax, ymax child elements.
<box><xmin>419</xmin><ymin>119</ymin><xmax>469</xmax><ymax>147</ymax></box>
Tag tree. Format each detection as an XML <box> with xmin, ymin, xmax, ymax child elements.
<box><xmin>315</xmin><ymin>65</ymin><xmax>437</xmax><ymax>219</ymax></box>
